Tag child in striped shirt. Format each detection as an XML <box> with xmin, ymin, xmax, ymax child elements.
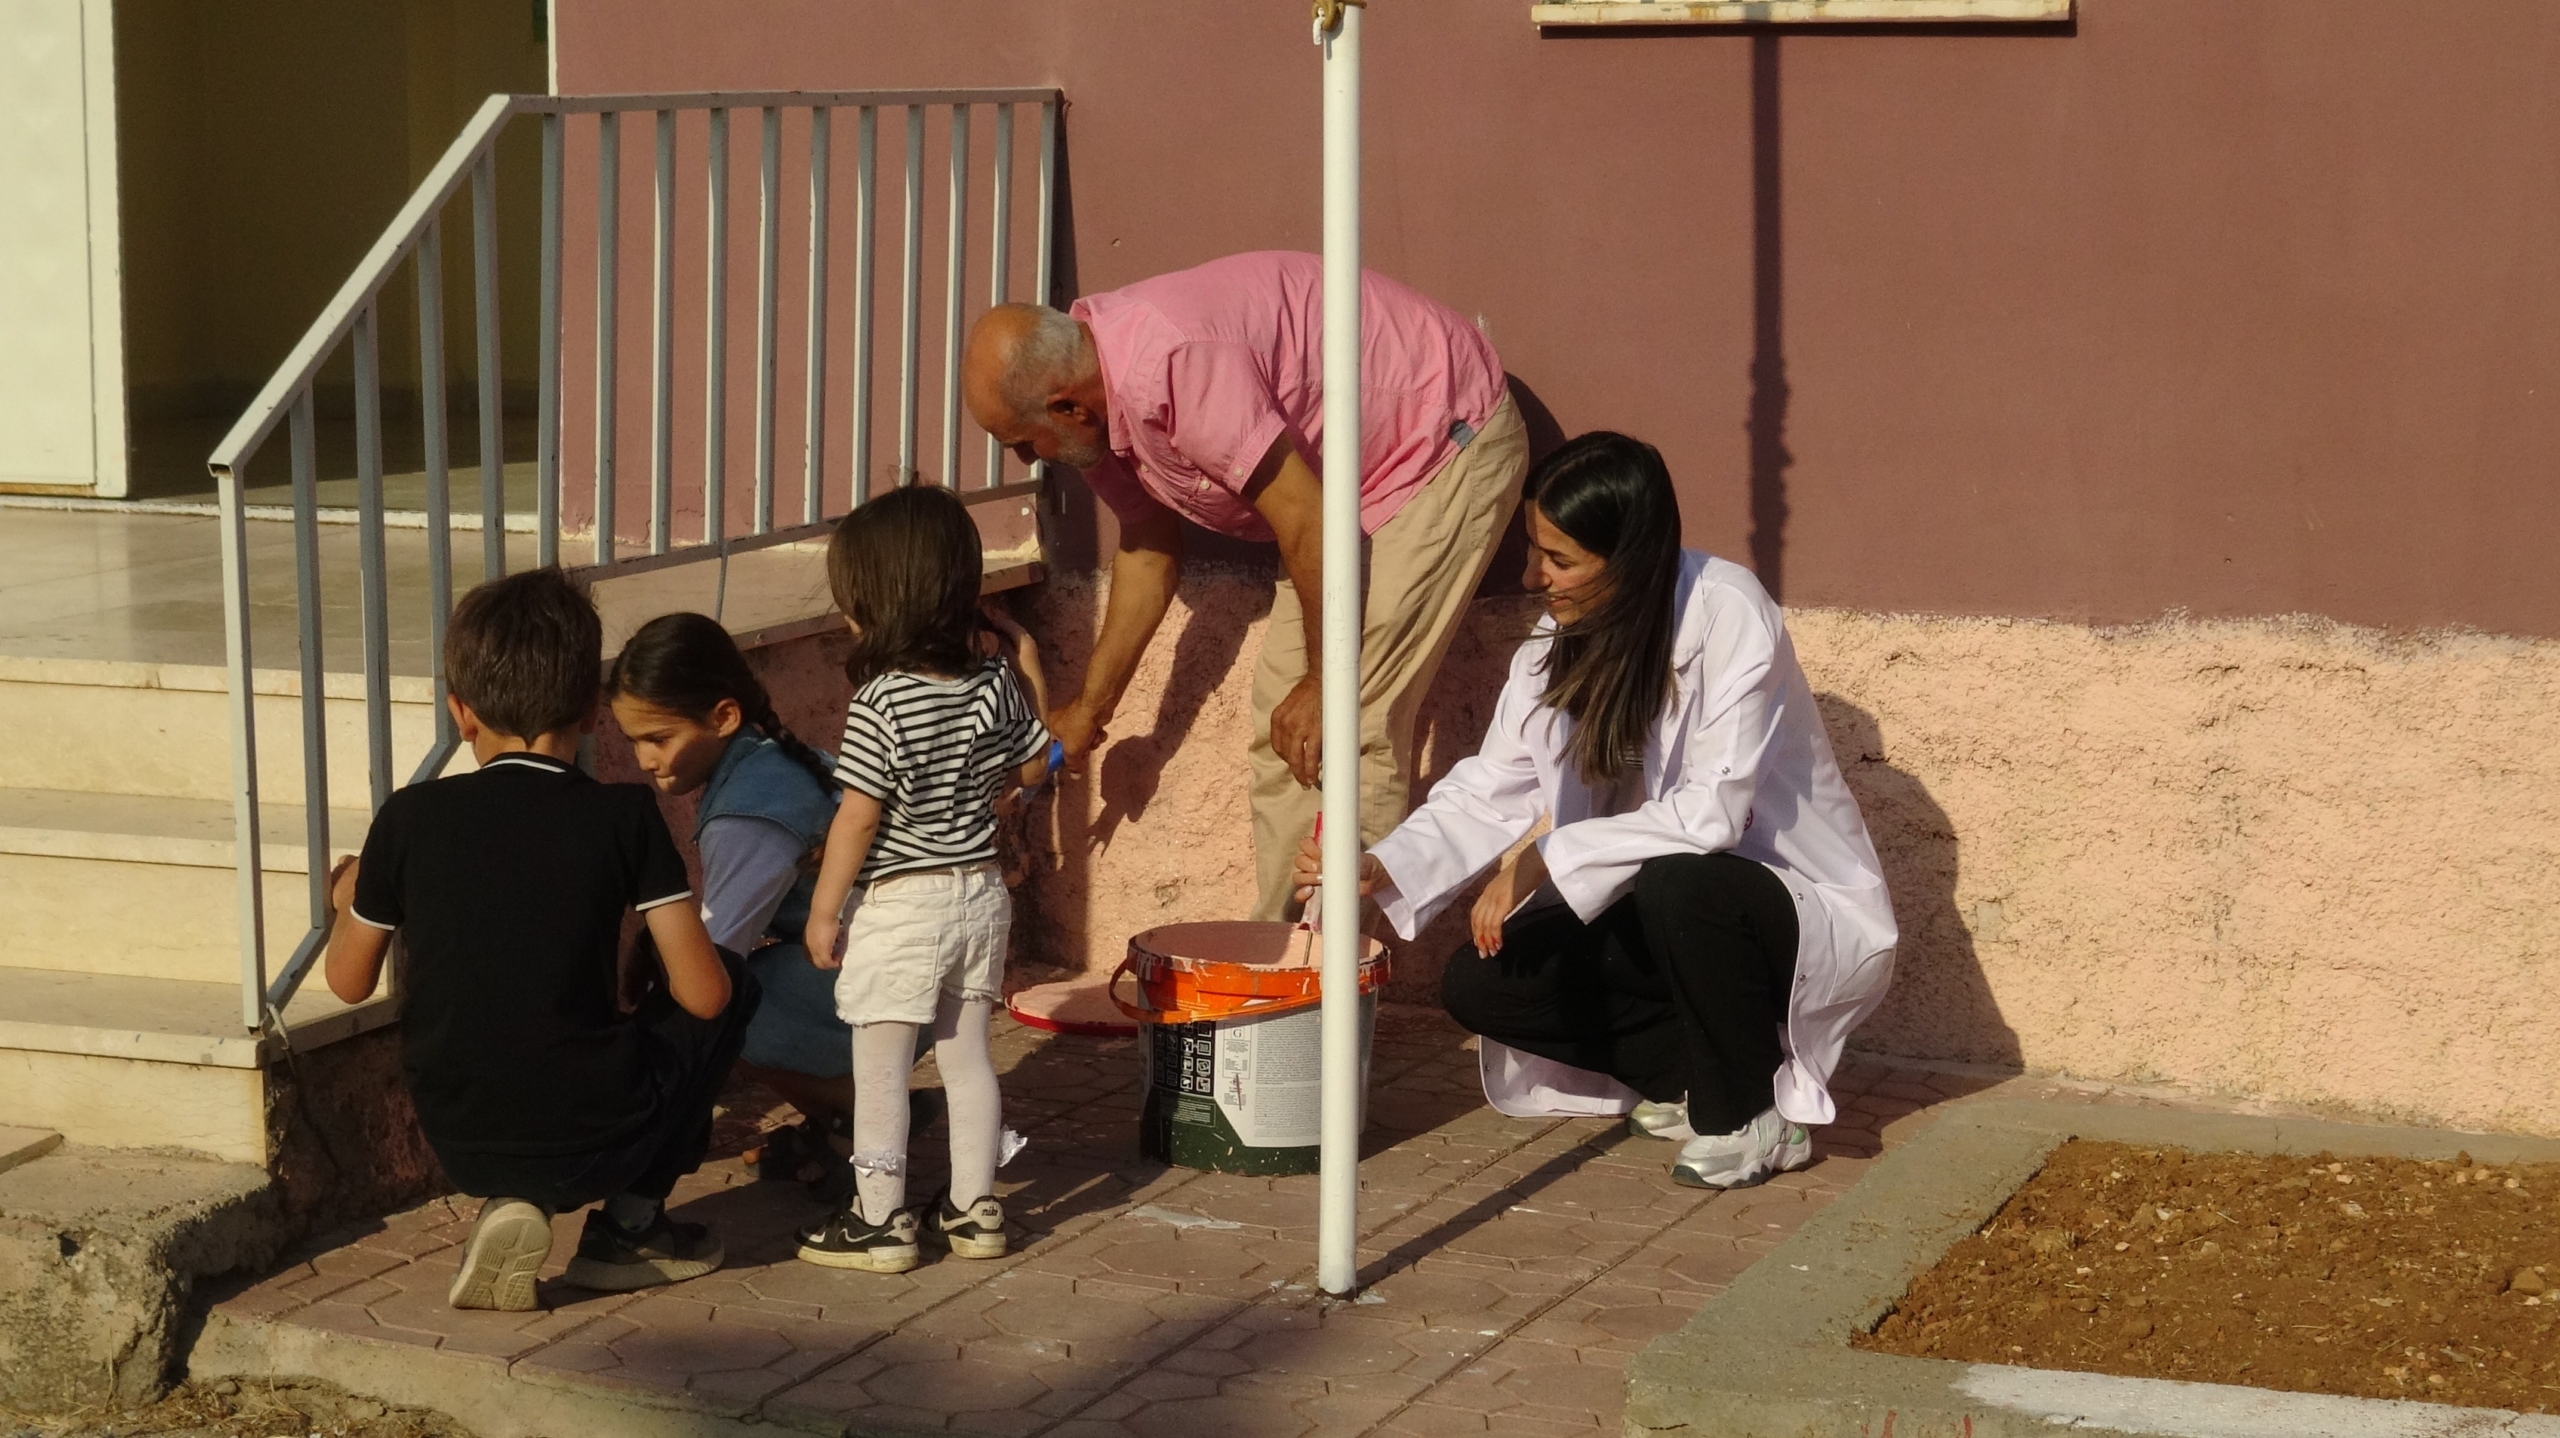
<box><xmin>797</xmin><ymin>485</ymin><xmax>1053</xmax><ymax>1274</ymax></box>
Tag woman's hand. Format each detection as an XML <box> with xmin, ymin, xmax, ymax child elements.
<box><xmin>1468</xmin><ymin>844</ymin><xmax>1549</xmax><ymax>957</ymax></box>
<box><xmin>1290</xmin><ymin>831</ymin><xmax>1388</xmax><ymax>905</ymax></box>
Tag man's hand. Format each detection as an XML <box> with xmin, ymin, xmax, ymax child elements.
<box><xmin>1268</xmin><ymin>676</ymin><xmax>1322</xmax><ymax>787</ymax></box>
<box><xmin>1468</xmin><ymin>844</ymin><xmax>1550</xmax><ymax>958</ymax></box>
<box><xmin>1046</xmin><ymin>697</ymin><xmax>1108</xmax><ymax>776</ymax></box>
<box><xmin>1242</xmin><ymin>438</ymin><xmax>1337</xmax><ymax>790</ymax></box>
<box><xmin>1289</xmin><ymin>830</ymin><xmax>1389</xmax><ymax>905</ymax></box>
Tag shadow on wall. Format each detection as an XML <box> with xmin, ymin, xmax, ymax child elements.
<box><xmin>1816</xmin><ymin>691</ymin><xmax>2021</xmax><ymax>1070</ymax></box>
<box><xmin>1088</xmin><ymin>574</ymin><xmax>1262</xmax><ymax>856</ymax></box>
<box><xmin>1015</xmin><ymin>566</ymin><xmax>1275</xmax><ymax>978</ymax></box>
<box><xmin>1748</xmin><ymin>33</ymin><xmax>1790</xmax><ymax>602</ymax></box>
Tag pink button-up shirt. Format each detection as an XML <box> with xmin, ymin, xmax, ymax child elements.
<box><xmin>1068</xmin><ymin>251</ymin><xmax>1505</xmax><ymax>543</ymax></box>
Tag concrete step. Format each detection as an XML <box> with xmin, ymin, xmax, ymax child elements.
<box><xmin>0</xmin><ymin>785</ymin><xmax>372</xmax><ymax>985</ymax></box>
<box><xmin>0</xmin><ymin>655</ymin><xmax>459</xmax><ymax>810</ymax></box>
<box><xmin>0</xmin><ymin>965</ymin><xmax>390</xmax><ymax>1163</ymax></box>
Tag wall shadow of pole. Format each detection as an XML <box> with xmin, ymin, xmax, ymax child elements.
<box><xmin>1816</xmin><ymin>692</ymin><xmax>2022</xmax><ymax>1070</ymax></box>
<box><xmin>1747</xmin><ymin>32</ymin><xmax>1791</xmax><ymax>603</ymax></box>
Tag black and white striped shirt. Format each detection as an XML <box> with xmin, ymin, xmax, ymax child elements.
<box><xmin>835</xmin><ymin>659</ymin><xmax>1052</xmax><ymax>884</ymax></box>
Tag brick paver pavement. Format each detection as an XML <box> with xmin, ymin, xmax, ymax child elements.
<box><xmin>209</xmin><ymin>1004</ymin><xmax>2198</xmax><ymax>1435</ymax></box>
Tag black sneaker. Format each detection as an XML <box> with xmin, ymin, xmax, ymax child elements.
<box><xmin>925</xmin><ymin>1191</ymin><xmax>1008</xmax><ymax>1260</ymax></box>
<box><xmin>796</xmin><ymin>1203</ymin><xmax>920</xmax><ymax>1273</ymax></box>
<box><xmin>447</xmin><ymin>1197</ymin><xmax>553</xmax><ymax>1311</ymax></box>
<box><xmin>561</xmin><ymin>1209</ymin><xmax>724</xmax><ymax>1292</ymax></box>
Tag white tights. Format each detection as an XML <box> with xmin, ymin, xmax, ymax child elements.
<box><xmin>848</xmin><ymin>993</ymin><xmax>999</xmax><ymax>1225</ymax></box>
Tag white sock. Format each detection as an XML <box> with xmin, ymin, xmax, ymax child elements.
<box><xmin>850</xmin><ymin>1021</ymin><xmax>917</xmax><ymax>1225</ymax></box>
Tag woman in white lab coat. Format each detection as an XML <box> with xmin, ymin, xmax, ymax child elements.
<box><xmin>1293</xmin><ymin>432</ymin><xmax>1898</xmax><ymax>1190</ymax></box>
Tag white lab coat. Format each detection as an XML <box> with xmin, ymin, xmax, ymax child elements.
<box><xmin>1369</xmin><ymin>550</ymin><xmax>1898</xmax><ymax>1126</ymax></box>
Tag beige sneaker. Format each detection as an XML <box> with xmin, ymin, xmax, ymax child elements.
<box><xmin>448</xmin><ymin>1198</ymin><xmax>553</xmax><ymax>1311</ymax></box>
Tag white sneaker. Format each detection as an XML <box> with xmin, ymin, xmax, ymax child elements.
<box><xmin>1671</xmin><ymin>1107</ymin><xmax>1813</xmax><ymax>1190</ymax></box>
<box><xmin>1627</xmin><ymin>1100</ymin><xmax>1698</xmax><ymax>1143</ymax></box>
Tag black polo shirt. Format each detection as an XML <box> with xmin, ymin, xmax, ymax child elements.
<box><xmin>352</xmin><ymin>751</ymin><xmax>691</xmax><ymax>1156</ymax></box>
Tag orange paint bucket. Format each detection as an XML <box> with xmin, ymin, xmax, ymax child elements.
<box><xmin>1109</xmin><ymin>920</ymin><xmax>1388</xmax><ymax>1026</ymax></box>
<box><xmin>1112</xmin><ymin>921</ymin><xmax>1390</xmax><ymax>1175</ymax></box>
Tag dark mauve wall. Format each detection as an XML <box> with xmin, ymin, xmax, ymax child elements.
<box><xmin>554</xmin><ymin>0</ymin><xmax>2560</xmax><ymax>636</ymax></box>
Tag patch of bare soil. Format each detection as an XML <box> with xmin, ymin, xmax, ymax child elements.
<box><xmin>2</xmin><ymin>1379</ymin><xmax>471</xmax><ymax>1438</ymax></box>
<box><xmin>1857</xmin><ymin>1139</ymin><xmax>2560</xmax><ymax>1412</ymax></box>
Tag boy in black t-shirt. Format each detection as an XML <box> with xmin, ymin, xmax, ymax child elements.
<box><xmin>320</xmin><ymin>567</ymin><xmax>759</xmax><ymax>1312</ymax></box>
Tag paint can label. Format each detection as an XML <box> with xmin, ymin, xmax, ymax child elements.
<box><xmin>1138</xmin><ymin>999</ymin><xmax>1374</xmax><ymax>1175</ymax></box>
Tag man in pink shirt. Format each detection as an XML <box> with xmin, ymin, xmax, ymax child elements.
<box><xmin>962</xmin><ymin>251</ymin><xmax>1529</xmax><ymax>919</ymax></box>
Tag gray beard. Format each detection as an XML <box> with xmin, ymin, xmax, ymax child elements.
<box><xmin>1051</xmin><ymin>429</ymin><xmax>1108</xmax><ymax>471</ymax></box>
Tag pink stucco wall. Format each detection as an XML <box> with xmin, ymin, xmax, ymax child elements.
<box><xmin>589</xmin><ymin>571</ymin><xmax>2560</xmax><ymax>1139</ymax></box>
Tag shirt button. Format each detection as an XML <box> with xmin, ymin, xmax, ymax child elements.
<box><xmin>1196</xmin><ymin>479</ymin><xmax>1211</xmax><ymax>492</ymax></box>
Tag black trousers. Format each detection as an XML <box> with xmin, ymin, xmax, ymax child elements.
<box><xmin>435</xmin><ymin>952</ymin><xmax>762</xmax><ymax>1213</ymax></box>
<box><xmin>1440</xmin><ymin>851</ymin><xmax>1798</xmax><ymax>1136</ymax></box>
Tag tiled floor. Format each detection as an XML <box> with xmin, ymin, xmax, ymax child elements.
<box><xmin>210</xmin><ymin>1006</ymin><xmax>2018</xmax><ymax>1436</ymax></box>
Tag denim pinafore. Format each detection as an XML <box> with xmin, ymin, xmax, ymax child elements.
<box><xmin>695</xmin><ymin>730</ymin><xmax>847</xmax><ymax>1076</ymax></box>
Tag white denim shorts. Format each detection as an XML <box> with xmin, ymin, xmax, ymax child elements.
<box><xmin>831</xmin><ymin>861</ymin><xmax>1009</xmax><ymax>1027</ymax></box>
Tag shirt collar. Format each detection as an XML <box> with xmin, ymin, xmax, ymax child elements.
<box><xmin>1070</xmin><ymin>294</ymin><xmax>1140</xmax><ymax>464</ymax></box>
<box><xmin>481</xmin><ymin>751</ymin><xmax>577</xmax><ymax>775</ymax></box>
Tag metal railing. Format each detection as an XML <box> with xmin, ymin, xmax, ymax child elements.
<box><xmin>207</xmin><ymin>89</ymin><xmax>1062</xmax><ymax>1033</ymax></box>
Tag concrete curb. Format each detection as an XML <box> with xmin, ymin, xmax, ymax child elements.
<box><xmin>1626</xmin><ymin>1100</ymin><xmax>2560</xmax><ymax>1438</ymax></box>
<box><xmin>0</xmin><ymin>1146</ymin><xmax>277</xmax><ymax>1412</ymax></box>
<box><xmin>189</xmin><ymin>1309</ymin><xmax>843</xmax><ymax>1438</ymax></box>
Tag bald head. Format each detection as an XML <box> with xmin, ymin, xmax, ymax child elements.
<box><xmin>962</xmin><ymin>303</ymin><xmax>1110</xmax><ymax>470</ymax></box>
<box><xmin>964</xmin><ymin>304</ymin><xmax>1094</xmax><ymax>427</ymax></box>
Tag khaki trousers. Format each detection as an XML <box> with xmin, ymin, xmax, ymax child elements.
<box><xmin>1247</xmin><ymin>392</ymin><xmax>1530</xmax><ymax>920</ymax></box>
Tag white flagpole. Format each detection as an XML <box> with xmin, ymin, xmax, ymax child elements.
<box><xmin>1315</xmin><ymin>0</ymin><xmax>1364</xmax><ymax>1299</ymax></box>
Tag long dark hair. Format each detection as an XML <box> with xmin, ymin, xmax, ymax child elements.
<box><xmin>606</xmin><ymin>612</ymin><xmax>835</xmax><ymax>788</ymax></box>
<box><xmin>1529</xmin><ymin>432</ymin><xmax>1684</xmax><ymax>785</ymax></box>
<box><xmin>827</xmin><ymin>484</ymin><xmax>983</xmax><ymax>689</ymax></box>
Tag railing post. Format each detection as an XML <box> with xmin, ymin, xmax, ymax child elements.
<box><xmin>706</xmin><ymin>106</ymin><xmax>731</xmax><ymax>547</ymax></box>
<box><xmin>754</xmin><ymin>106</ymin><xmax>781</xmax><ymax>535</ymax></box>
<box><xmin>1033</xmin><ymin>97</ymin><xmax>1059</xmax><ymax>487</ymax></box>
<box><xmin>353</xmin><ymin>304</ymin><xmax>395</xmax><ymax>813</ymax></box>
<box><xmin>415</xmin><ymin>220</ymin><xmax>455</xmax><ymax>754</ymax></box>
<box><xmin>537</xmin><ymin>111</ymin><xmax>564</xmax><ymax>566</ymax></box>
<box><xmin>595</xmin><ymin>110</ymin><xmax>621</xmax><ymax>566</ymax></box>
<box><xmin>941</xmin><ymin>104</ymin><xmax>970</xmax><ymax>489</ymax></box>
<box><xmin>1036</xmin><ymin>98</ymin><xmax>1057</xmax><ymax>309</ymax></box>
<box><xmin>288</xmin><ymin>393</ymin><xmax>332</xmax><ymax>938</ymax></box>
<box><xmin>985</xmin><ymin>103</ymin><xmax>1013</xmax><ymax>490</ymax></box>
<box><xmin>215</xmin><ymin>446</ymin><xmax>268</xmax><ymax>1033</ymax></box>
<box><xmin>851</xmin><ymin>106</ymin><xmax>878</xmax><ymax>504</ymax></box>
<box><xmin>803</xmin><ymin>105</ymin><xmax>832</xmax><ymax>525</ymax></box>
<box><xmin>898</xmin><ymin>104</ymin><xmax>923</xmax><ymax>486</ymax></box>
<box><xmin>472</xmin><ymin>153</ymin><xmax>506</xmax><ymax>578</ymax></box>
<box><xmin>651</xmin><ymin>108</ymin><xmax>676</xmax><ymax>554</ymax></box>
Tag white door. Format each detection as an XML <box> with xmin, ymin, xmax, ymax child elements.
<box><xmin>0</xmin><ymin>0</ymin><xmax>125</xmax><ymax>495</ymax></box>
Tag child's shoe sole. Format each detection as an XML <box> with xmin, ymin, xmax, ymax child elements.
<box><xmin>794</xmin><ymin>1240</ymin><xmax>920</xmax><ymax>1273</ymax></box>
<box><xmin>448</xmin><ymin>1199</ymin><xmax>553</xmax><ymax>1311</ymax></box>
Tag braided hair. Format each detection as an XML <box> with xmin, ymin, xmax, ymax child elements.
<box><xmin>605</xmin><ymin>613</ymin><xmax>835</xmax><ymax>789</ymax></box>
